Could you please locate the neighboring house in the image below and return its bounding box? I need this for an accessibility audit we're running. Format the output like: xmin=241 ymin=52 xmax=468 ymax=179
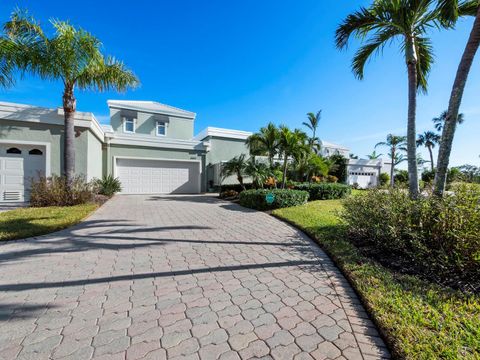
xmin=319 ymin=140 xmax=350 ymax=158
xmin=0 ymin=99 xmax=357 ymax=202
xmin=347 ymin=159 xmax=392 ymax=189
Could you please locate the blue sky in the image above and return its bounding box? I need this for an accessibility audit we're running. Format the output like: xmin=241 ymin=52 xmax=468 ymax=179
xmin=1 ymin=0 xmax=479 ymax=167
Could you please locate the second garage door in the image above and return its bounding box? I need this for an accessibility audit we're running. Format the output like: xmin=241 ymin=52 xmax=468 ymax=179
xmin=116 ymin=158 xmax=201 ymax=194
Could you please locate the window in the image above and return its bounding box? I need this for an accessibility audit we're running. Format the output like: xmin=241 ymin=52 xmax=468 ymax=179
xmin=6 ymin=147 xmax=21 ymax=154
xmin=156 ymin=121 xmax=166 ymax=136
xmin=123 ymin=117 xmax=135 ymax=133
xmin=29 ymin=149 xmax=43 ymax=155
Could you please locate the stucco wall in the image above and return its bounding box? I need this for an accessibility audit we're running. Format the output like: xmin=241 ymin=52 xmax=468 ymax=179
xmin=206 ymin=137 xmax=249 ymax=165
xmin=106 ymin=144 xmax=206 ymax=191
xmin=109 ymin=108 xmax=194 ymax=140
xmin=0 ymin=120 xmax=91 ymax=177
xmin=87 ymin=131 xmax=103 ymax=180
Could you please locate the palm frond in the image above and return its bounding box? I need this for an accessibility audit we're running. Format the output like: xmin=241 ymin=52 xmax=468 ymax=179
xmin=351 ymin=27 xmax=399 ymax=79
xmin=335 ymin=7 xmax=380 ymax=49
xmin=415 ymin=36 xmax=434 ymax=93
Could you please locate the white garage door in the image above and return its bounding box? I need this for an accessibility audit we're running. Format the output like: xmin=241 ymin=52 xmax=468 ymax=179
xmin=0 ymin=144 xmax=46 ymax=202
xmin=116 ymin=158 xmax=201 ymax=194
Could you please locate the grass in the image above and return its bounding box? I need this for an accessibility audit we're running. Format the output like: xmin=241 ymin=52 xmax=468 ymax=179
xmin=273 ymin=200 xmax=480 ymax=360
xmin=0 ymin=203 xmax=98 ymax=241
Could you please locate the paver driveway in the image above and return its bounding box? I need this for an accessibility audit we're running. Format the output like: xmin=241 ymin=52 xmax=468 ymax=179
xmin=0 ymin=195 xmax=390 ymax=360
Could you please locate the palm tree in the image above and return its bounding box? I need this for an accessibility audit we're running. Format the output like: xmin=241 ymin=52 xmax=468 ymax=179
xmin=303 ymin=111 xmax=322 ymax=153
xmin=221 ymin=154 xmax=248 ymax=191
xmin=417 ymin=131 xmax=441 ymax=171
xmin=434 ymin=0 xmax=480 ymax=196
xmin=432 ymin=110 xmax=465 ymax=132
xmin=1 ymin=10 xmax=139 ymax=184
xmin=336 ymin=0 xmax=444 ymax=198
xmin=245 ymin=158 xmax=271 ymax=189
xmin=367 ymin=150 xmax=383 ymax=159
xmin=246 ymin=122 xmax=279 ymax=167
xmin=278 ymin=126 xmax=309 ymax=188
xmin=375 ymin=134 xmax=407 ymax=187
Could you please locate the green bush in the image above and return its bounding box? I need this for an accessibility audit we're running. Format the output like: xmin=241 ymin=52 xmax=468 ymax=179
xmin=293 ymin=183 xmax=351 ymax=200
xmin=219 ymin=183 xmax=253 ymax=193
xmin=95 ymin=175 xmax=122 ymax=197
xmin=421 ymin=169 xmax=435 ymax=183
xmin=30 ymin=175 xmax=95 ymax=207
xmin=394 ymin=170 xmax=409 ymax=184
xmin=239 ymin=189 xmax=309 ymax=210
xmin=379 ymin=172 xmax=390 ymax=186
xmin=341 ymin=186 xmax=480 ymax=291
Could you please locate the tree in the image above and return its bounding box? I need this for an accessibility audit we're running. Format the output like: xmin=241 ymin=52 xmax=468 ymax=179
xmin=375 ymin=134 xmax=407 ymax=187
xmin=221 ymin=154 xmax=248 ymax=190
xmin=1 ymin=10 xmax=139 ymax=184
xmin=432 ymin=110 xmax=464 ymax=132
xmin=246 ymin=122 xmax=279 ymax=167
xmin=336 ymin=0 xmax=444 ymax=198
xmin=278 ymin=126 xmax=309 ymax=188
xmin=245 ymin=158 xmax=271 ymax=189
xmin=417 ymin=131 xmax=441 ymax=171
xmin=366 ymin=150 xmax=382 ymax=159
xmin=434 ymin=0 xmax=480 ymax=195
xmin=303 ymin=111 xmax=322 ymax=153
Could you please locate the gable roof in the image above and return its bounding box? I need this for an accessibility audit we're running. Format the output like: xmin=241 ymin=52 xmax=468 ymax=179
xmin=107 ymin=100 xmax=196 ymax=119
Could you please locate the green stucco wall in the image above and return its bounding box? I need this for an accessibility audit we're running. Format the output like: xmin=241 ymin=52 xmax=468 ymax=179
xmin=110 ymin=108 xmax=194 ymax=140
xmin=87 ymin=131 xmax=103 ymax=180
xmin=0 ymin=120 xmax=97 ymax=179
xmin=205 ymin=137 xmax=249 ymax=165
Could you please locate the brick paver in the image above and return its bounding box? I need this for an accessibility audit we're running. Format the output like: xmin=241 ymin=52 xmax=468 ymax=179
xmin=0 ymin=195 xmax=390 ymax=359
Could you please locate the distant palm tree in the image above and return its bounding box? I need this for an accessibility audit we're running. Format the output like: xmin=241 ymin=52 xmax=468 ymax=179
xmin=1 ymin=10 xmax=139 ymax=184
xmin=246 ymin=122 xmax=279 ymax=167
xmin=367 ymin=150 xmax=383 ymax=160
xmin=245 ymin=158 xmax=271 ymax=189
xmin=336 ymin=0 xmax=445 ymax=198
xmin=221 ymin=154 xmax=248 ymax=190
xmin=375 ymin=134 xmax=407 ymax=187
xmin=434 ymin=0 xmax=480 ymax=195
xmin=278 ymin=126 xmax=309 ymax=188
xmin=417 ymin=131 xmax=441 ymax=171
xmin=432 ymin=110 xmax=465 ymax=132
xmin=303 ymin=110 xmax=322 ymax=153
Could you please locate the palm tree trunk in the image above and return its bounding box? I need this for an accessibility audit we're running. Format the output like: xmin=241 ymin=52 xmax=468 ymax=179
xmin=390 ymin=149 xmax=395 ymax=187
xmin=282 ymin=153 xmax=288 ymax=189
xmin=237 ymin=172 xmax=245 ymax=191
xmin=434 ymin=6 xmax=480 ymax=196
xmin=406 ymin=53 xmax=419 ymax=198
xmin=62 ymin=85 xmax=76 ymax=184
xmin=428 ymin=145 xmax=434 ymax=172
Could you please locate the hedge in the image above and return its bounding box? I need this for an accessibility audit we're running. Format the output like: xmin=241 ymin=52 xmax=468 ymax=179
xmin=239 ymin=189 xmax=309 ymax=211
xmin=219 ymin=183 xmax=254 ymax=193
xmin=293 ymin=183 xmax=351 ymax=200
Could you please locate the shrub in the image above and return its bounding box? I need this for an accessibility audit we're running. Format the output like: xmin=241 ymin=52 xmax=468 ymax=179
xmin=30 ymin=175 xmax=95 ymax=207
xmin=326 ymin=175 xmax=338 ymax=183
xmin=394 ymin=170 xmax=409 ymax=184
xmin=421 ymin=169 xmax=435 ymax=183
xmin=379 ymin=172 xmax=390 ymax=186
xmin=219 ymin=189 xmax=238 ymax=199
xmin=341 ymin=186 xmax=480 ymax=292
xmin=239 ymin=189 xmax=309 ymax=210
xmin=94 ymin=175 xmax=122 ymax=197
xmin=293 ymin=183 xmax=351 ymax=200
xmin=219 ymin=183 xmax=253 ymax=193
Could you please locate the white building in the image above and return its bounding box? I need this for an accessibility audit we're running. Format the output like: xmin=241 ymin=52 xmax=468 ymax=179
xmin=319 ymin=140 xmax=350 ymax=158
xmin=346 ymin=159 xmax=392 ymax=189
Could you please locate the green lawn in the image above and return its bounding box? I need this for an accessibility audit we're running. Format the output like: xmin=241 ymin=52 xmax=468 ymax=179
xmin=273 ymin=200 xmax=480 ymax=360
xmin=0 ymin=203 xmax=98 ymax=241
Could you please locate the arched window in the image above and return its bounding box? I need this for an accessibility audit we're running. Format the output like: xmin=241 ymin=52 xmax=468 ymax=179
xmin=29 ymin=149 xmax=43 ymax=155
xmin=6 ymin=147 xmax=21 ymax=154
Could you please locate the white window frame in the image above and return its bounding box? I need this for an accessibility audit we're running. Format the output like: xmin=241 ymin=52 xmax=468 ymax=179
xmin=156 ymin=121 xmax=167 ymax=137
xmin=123 ymin=117 xmax=136 ymax=133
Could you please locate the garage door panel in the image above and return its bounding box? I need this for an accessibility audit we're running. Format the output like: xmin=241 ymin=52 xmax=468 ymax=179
xmin=116 ymin=158 xmax=200 ymax=194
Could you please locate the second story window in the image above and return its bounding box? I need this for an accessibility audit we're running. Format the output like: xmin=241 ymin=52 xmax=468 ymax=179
xmin=123 ymin=117 xmax=135 ymax=133
xmin=156 ymin=121 xmax=166 ymax=136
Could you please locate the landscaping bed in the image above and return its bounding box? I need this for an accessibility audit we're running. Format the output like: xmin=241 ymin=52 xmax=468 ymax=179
xmin=273 ymin=200 xmax=480 ymax=359
xmin=0 ymin=203 xmax=98 ymax=241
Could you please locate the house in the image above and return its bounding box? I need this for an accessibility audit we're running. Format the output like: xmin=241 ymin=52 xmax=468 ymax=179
xmin=0 ymin=100 xmax=358 ymax=202
xmin=319 ymin=140 xmax=350 ymax=158
xmin=346 ymin=158 xmax=392 ymax=188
